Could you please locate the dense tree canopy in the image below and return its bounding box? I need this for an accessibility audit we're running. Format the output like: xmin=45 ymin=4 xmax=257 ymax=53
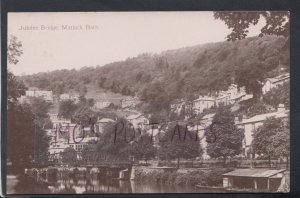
xmin=158 ymin=124 xmax=202 ymax=168
xmin=20 ymin=35 xmax=289 ymax=113
xmin=252 ymin=117 xmax=290 ymax=164
xmin=206 ymin=107 xmax=244 ymax=166
xmin=214 ymin=11 xmax=289 ymax=41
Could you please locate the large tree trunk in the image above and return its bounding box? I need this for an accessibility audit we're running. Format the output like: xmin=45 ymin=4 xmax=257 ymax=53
xmin=177 ymin=158 xmax=180 ymax=168
xmin=269 ymin=156 xmax=271 ymax=168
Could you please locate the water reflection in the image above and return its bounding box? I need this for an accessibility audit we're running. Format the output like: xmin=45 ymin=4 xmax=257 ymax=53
xmin=14 ymin=172 xmax=225 ymax=194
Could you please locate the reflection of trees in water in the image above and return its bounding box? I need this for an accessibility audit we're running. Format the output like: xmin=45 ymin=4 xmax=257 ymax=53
xmin=14 ymin=174 xmax=51 ymax=194
xmin=15 ymin=172 xmax=202 ymax=194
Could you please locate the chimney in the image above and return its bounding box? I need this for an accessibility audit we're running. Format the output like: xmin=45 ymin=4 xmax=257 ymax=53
xmin=277 ymin=104 xmax=285 ymax=112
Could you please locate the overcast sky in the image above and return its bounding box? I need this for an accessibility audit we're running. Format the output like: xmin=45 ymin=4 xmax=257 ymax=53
xmin=8 ymin=12 xmax=265 ymax=75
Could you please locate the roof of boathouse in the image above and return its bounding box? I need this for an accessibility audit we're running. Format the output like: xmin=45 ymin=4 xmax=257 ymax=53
xmin=223 ymin=169 xmax=286 ymax=178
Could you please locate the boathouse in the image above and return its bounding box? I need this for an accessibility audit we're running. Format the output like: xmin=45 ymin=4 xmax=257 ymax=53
xmin=222 ymin=169 xmax=286 ymax=192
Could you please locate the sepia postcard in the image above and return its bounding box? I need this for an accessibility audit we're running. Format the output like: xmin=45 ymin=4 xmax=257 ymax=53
xmin=5 ymin=11 xmax=290 ymax=194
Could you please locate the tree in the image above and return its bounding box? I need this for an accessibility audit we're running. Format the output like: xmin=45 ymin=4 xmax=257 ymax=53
xmin=252 ymin=117 xmax=290 ymax=168
xmin=235 ymin=62 xmax=265 ymax=98
xmin=7 ymin=103 xmax=35 ymax=172
xmin=263 ymin=82 xmax=290 ymax=109
xmin=158 ymin=124 xmax=201 ymax=168
xmin=87 ymin=98 xmax=95 ymax=107
xmin=130 ymin=133 xmax=156 ymax=164
xmin=73 ymin=105 xmax=97 ymax=127
xmin=58 ymin=99 xmax=78 ymax=119
xmin=96 ymin=119 xmax=134 ymax=160
xmin=214 ymin=11 xmax=289 ymax=41
xmin=7 ymin=71 xmax=27 ymax=104
xmin=28 ymin=97 xmax=53 ymax=129
xmin=8 ymin=35 xmax=23 ymax=65
xmin=205 ymin=107 xmax=244 ymax=167
xmin=61 ymin=147 xmax=77 ymax=165
xmin=7 ymin=35 xmax=37 ymax=173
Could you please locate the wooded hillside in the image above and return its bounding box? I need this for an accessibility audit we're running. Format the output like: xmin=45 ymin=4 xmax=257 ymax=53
xmin=20 ymin=35 xmax=289 ymax=110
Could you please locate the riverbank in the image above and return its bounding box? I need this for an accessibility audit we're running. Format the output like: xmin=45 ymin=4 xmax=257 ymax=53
xmin=133 ymin=167 xmax=234 ymax=187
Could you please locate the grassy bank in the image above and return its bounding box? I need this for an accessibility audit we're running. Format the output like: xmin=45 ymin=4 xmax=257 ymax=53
xmin=134 ymin=167 xmax=234 ymax=187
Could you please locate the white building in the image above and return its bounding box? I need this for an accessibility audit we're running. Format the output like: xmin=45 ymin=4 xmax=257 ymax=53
xmin=235 ymin=104 xmax=289 ymax=157
xmin=49 ymin=113 xmax=71 ymax=126
xmin=94 ymin=101 xmax=111 ymax=109
xmin=48 ymin=123 xmax=99 ymax=160
xmin=60 ymin=93 xmax=70 ymax=101
xmin=25 ymin=90 xmax=53 ymax=102
xmin=95 ymin=118 xmax=115 ymax=133
xmin=126 ymin=113 xmax=149 ymax=130
xmin=262 ymin=73 xmax=290 ymax=94
xmin=121 ymin=97 xmax=140 ymax=109
xmin=192 ymin=96 xmax=215 ymax=114
xmin=226 ymin=84 xmax=246 ymax=104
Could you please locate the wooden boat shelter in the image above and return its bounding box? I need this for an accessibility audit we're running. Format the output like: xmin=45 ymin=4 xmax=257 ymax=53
xmin=222 ymin=169 xmax=286 ymax=191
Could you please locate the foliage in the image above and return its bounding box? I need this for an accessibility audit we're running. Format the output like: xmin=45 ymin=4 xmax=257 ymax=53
xmin=28 ymin=97 xmax=53 ymax=128
xmin=206 ymin=107 xmax=244 ymax=166
xmin=7 ymin=36 xmax=49 ymax=172
xmin=130 ymin=133 xmax=156 ymax=163
xmin=20 ymin=36 xmax=289 ymax=113
xmin=235 ymin=62 xmax=265 ymax=98
xmin=8 ymin=35 xmax=23 ymax=65
xmin=263 ymin=82 xmax=290 ymax=109
xmin=158 ymin=124 xmax=202 ymax=168
xmin=61 ymin=147 xmax=77 ymax=164
xmin=58 ymin=99 xmax=78 ymax=119
xmin=214 ymin=11 xmax=289 ymax=41
xmin=134 ymin=167 xmax=233 ymax=187
xmin=7 ymin=71 xmax=27 ymax=104
xmin=252 ymin=117 xmax=290 ymax=160
xmin=7 ymin=103 xmax=35 ymax=172
xmin=238 ymin=98 xmax=272 ymax=118
xmin=96 ymin=119 xmax=134 ymax=160
xmin=73 ymin=105 xmax=97 ymax=126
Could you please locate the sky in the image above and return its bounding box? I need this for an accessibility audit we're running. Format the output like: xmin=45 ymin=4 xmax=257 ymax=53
xmin=8 ymin=12 xmax=265 ymax=75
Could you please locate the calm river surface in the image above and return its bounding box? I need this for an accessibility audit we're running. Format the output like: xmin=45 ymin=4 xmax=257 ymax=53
xmin=9 ymin=175 xmax=226 ymax=194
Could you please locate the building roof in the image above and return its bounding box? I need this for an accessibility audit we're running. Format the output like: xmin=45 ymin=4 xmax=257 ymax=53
xmin=223 ymin=169 xmax=286 ymax=178
xmin=237 ymin=110 xmax=289 ymax=125
xmin=267 ymin=73 xmax=290 ymax=84
xmin=98 ymin=118 xmax=115 ymax=123
xmin=126 ymin=113 xmax=144 ymax=120
xmin=193 ymin=96 xmax=215 ymax=102
xmin=202 ymin=113 xmax=216 ymax=120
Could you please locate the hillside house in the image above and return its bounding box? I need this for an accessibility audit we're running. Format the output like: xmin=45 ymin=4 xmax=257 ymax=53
xmin=49 ymin=113 xmax=71 ymax=126
xmin=227 ymin=84 xmax=246 ymax=104
xmin=26 ymin=89 xmax=53 ymax=102
xmin=94 ymin=100 xmax=111 ymax=109
xmin=262 ymin=73 xmax=290 ymax=94
xmin=95 ymin=118 xmax=115 ymax=133
xmin=126 ymin=113 xmax=149 ymax=130
xmin=235 ymin=104 xmax=289 ymax=157
xmin=121 ymin=97 xmax=140 ymax=109
xmin=192 ymin=96 xmax=215 ymax=114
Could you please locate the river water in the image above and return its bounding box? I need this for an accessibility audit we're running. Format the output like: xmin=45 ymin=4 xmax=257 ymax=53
xmin=10 ymin=174 xmax=226 ymax=194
